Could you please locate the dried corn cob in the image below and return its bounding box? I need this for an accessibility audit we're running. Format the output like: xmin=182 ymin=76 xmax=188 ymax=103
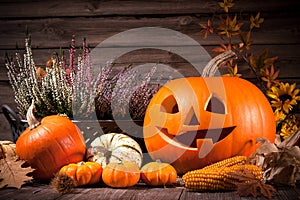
xmin=182 ymin=170 xmax=225 ymax=190
xmin=182 ymin=160 xmax=262 ymax=191
xmin=202 ymin=156 xmax=247 ymax=170
xmin=182 ymin=156 xmax=247 ymax=183
xmin=223 ymin=164 xmax=263 ymax=181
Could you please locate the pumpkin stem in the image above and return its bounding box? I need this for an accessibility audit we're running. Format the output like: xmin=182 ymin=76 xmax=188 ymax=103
xmin=202 ymin=50 xmax=237 ymax=77
xmin=26 ymin=100 xmax=41 ymax=130
xmin=78 ymin=161 xmax=85 ymax=166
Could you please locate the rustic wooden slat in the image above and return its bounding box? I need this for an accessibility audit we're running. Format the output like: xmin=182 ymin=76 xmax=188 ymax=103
xmin=274 ymin=186 xmax=300 ymax=200
xmin=0 ymin=184 xmax=299 ymax=200
xmin=0 ymin=184 xmax=62 ymax=200
xmin=132 ymin=186 xmax=184 ymax=200
xmin=0 ymin=81 xmax=18 ymax=140
xmin=180 ymin=190 xmax=243 ymax=200
xmin=180 ymin=186 xmax=300 ymax=200
xmin=0 ymin=13 xmax=299 ymax=49
xmin=58 ymin=186 xmax=184 ymax=200
xmin=1 ymin=44 xmax=300 ymax=82
xmin=0 ymin=113 xmax=13 ymax=141
xmin=0 ymin=0 xmax=298 ymax=18
xmin=55 ymin=188 xmax=100 ymax=200
xmin=0 ymin=81 xmax=16 ymax=108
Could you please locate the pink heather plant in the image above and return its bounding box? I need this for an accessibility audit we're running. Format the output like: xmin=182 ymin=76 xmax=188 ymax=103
xmin=6 ymin=34 xmax=160 ymax=121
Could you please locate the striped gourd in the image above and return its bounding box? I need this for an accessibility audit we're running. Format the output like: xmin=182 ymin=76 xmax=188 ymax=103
xmin=87 ymin=133 xmax=143 ymax=168
xmin=182 ymin=156 xmax=262 ymax=191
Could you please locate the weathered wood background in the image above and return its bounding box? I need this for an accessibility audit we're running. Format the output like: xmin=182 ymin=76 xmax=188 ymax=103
xmin=0 ymin=182 xmax=299 ymax=200
xmin=0 ymin=0 xmax=299 ymax=140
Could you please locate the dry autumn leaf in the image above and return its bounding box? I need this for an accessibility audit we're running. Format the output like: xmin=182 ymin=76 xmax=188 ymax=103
xmin=250 ymin=12 xmax=264 ymax=29
xmin=0 ymin=156 xmax=34 ymax=189
xmin=249 ymin=49 xmax=278 ymax=74
xmin=248 ymin=130 xmax=300 ymax=186
xmin=198 ymin=19 xmax=214 ymax=39
xmin=229 ymin=168 xmax=276 ymax=199
xmin=218 ymin=0 xmax=234 ymax=13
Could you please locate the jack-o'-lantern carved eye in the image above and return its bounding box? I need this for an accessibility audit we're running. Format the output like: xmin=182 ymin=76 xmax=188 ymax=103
xmin=160 ymin=95 xmax=179 ymax=113
xmin=205 ymin=95 xmax=226 ymax=114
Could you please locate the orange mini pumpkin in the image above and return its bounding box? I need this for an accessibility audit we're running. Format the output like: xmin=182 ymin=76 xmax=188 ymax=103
xmin=141 ymin=161 xmax=177 ymax=186
xmin=102 ymin=162 xmax=140 ymax=188
xmin=16 ymin=102 xmax=86 ymax=180
xmin=59 ymin=161 xmax=102 ymax=186
xmin=143 ymin=77 xmax=276 ymax=174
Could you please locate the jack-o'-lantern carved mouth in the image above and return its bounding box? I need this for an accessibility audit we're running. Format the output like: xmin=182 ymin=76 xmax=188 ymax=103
xmin=158 ymin=126 xmax=236 ymax=148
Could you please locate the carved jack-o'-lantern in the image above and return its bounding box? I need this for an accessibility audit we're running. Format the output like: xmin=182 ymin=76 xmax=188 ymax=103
xmin=143 ymin=77 xmax=276 ymax=174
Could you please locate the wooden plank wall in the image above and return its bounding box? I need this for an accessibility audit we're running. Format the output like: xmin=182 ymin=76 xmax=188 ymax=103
xmin=0 ymin=0 xmax=299 ymax=140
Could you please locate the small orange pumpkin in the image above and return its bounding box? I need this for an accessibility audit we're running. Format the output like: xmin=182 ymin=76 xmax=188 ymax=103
xmin=102 ymin=162 xmax=140 ymax=188
xmin=59 ymin=161 xmax=102 ymax=186
xmin=141 ymin=161 xmax=177 ymax=186
xmin=16 ymin=101 xmax=86 ymax=180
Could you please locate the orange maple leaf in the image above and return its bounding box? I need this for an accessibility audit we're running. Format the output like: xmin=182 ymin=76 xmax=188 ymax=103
xmin=250 ymin=12 xmax=264 ymax=29
xmin=198 ymin=19 xmax=214 ymax=39
xmin=218 ymin=15 xmax=243 ymax=39
xmin=261 ymin=65 xmax=281 ymax=88
xmin=218 ymin=0 xmax=234 ymax=13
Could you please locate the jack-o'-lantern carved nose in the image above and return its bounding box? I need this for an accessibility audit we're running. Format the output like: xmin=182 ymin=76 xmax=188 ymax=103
xmin=183 ymin=108 xmax=200 ymax=126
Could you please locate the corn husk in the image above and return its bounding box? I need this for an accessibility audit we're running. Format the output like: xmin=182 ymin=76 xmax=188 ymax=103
xmin=247 ymin=129 xmax=300 ymax=186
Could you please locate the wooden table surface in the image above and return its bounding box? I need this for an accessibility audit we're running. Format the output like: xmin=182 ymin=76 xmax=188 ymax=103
xmin=0 ymin=182 xmax=299 ymax=200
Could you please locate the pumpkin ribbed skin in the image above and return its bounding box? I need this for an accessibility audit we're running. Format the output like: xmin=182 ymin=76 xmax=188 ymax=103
xmin=16 ymin=115 xmax=86 ymax=180
xmin=102 ymin=162 xmax=140 ymax=188
xmin=141 ymin=161 xmax=177 ymax=186
xmin=143 ymin=77 xmax=276 ymax=174
xmin=88 ymin=133 xmax=143 ymax=168
xmin=59 ymin=161 xmax=102 ymax=186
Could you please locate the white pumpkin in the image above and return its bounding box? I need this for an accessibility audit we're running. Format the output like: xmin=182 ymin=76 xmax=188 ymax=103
xmin=87 ymin=133 xmax=143 ymax=168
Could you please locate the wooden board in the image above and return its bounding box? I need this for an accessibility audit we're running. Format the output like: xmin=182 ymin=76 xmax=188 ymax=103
xmin=1 ymin=45 xmax=300 ymax=81
xmin=0 ymin=13 xmax=299 ymax=49
xmin=0 ymin=183 xmax=299 ymax=200
xmin=0 ymin=0 xmax=299 ymax=18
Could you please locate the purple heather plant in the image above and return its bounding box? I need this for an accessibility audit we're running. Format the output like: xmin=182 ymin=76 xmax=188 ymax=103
xmin=94 ymin=62 xmax=161 ymax=120
xmin=5 ymin=35 xmax=161 ymax=121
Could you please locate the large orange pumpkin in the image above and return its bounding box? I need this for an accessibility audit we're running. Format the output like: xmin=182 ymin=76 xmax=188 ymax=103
xmin=143 ymin=77 xmax=276 ymax=174
xmin=16 ymin=102 xmax=86 ymax=180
